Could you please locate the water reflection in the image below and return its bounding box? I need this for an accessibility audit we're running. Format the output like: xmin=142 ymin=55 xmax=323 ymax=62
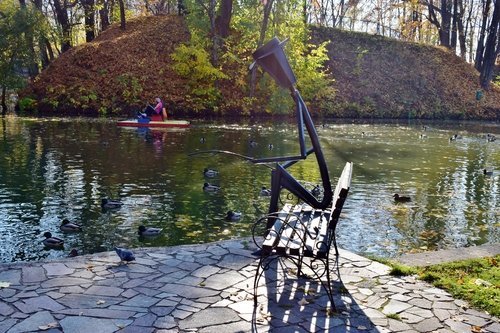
xmin=0 ymin=117 xmax=498 ymax=263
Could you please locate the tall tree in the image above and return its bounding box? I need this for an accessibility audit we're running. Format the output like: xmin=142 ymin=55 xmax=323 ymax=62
xmin=118 ymin=0 xmax=126 ymax=29
xmin=426 ymin=0 xmax=453 ymax=48
xmin=250 ymin=0 xmax=274 ymax=97
xmin=479 ymin=0 xmax=500 ymax=89
xmin=81 ymin=0 xmax=95 ymax=42
xmin=475 ymin=0 xmax=491 ymax=70
xmin=215 ymin=0 xmax=232 ymax=38
xmin=52 ymin=0 xmax=73 ymax=52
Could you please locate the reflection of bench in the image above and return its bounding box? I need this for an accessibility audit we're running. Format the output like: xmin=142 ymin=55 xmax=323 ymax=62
xmin=252 ymin=162 xmax=353 ymax=308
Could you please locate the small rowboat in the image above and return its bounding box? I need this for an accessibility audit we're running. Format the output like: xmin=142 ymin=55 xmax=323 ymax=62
xmin=117 ymin=116 xmax=190 ymax=129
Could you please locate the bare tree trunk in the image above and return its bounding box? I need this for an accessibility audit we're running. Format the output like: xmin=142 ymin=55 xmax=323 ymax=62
xmin=215 ymin=0 xmax=232 ymax=38
xmin=81 ymin=0 xmax=96 ymax=42
xmin=475 ymin=0 xmax=491 ymax=70
xmin=118 ymin=0 xmax=126 ymax=30
xmin=479 ymin=1 xmax=500 ymax=89
xmin=53 ymin=0 xmax=72 ymax=52
xmin=249 ymin=0 xmax=274 ymax=98
xmin=99 ymin=0 xmax=110 ymax=31
xmin=1 ymin=86 xmax=7 ymax=116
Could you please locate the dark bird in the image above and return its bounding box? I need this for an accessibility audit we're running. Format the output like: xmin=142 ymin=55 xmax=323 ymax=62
xmin=226 ymin=210 xmax=242 ymax=221
xmin=483 ymin=169 xmax=493 ymax=176
xmin=114 ymin=247 xmax=135 ymax=263
xmin=268 ymin=143 xmax=274 ymax=150
xmin=60 ymin=219 xmax=82 ymax=232
xmin=203 ymin=168 xmax=219 ymax=178
xmin=249 ymin=139 xmax=258 ymax=148
xmin=101 ymin=198 xmax=123 ymax=209
xmin=203 ymin=182 xmax=221 ymax=192
xmin=42 ymin=232 xmax=64 ymax=248
xmin=68 ymin=249 xmax=79 ymax=257
xmin=449 ymin=134 xmax=462 ymax=142
xmin=200 ymin=137 xmax=206 ymax=144
xmin=260 ymin=186 xmax=271 ymax=196
xmin=138 ymin=225 xmax=163 ymax=236
xmin=311 ymin=185 xmax=322 ymax=198
xmin=393 ymin=194 xmax=411 ymax=202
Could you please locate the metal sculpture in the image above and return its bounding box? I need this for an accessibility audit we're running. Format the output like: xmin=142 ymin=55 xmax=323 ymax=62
xmin=191 ymin=37 xmax=333 ymax=222
xmin=251 ymin=37 xmax=333 ymax=224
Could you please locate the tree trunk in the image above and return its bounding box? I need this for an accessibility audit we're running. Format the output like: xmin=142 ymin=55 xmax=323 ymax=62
xmin=479 ymin=1 xmax=500 ymax=89
xmin=475 ymin=0 xmax=491 ymax=70
xmin=99 ymin=0 xmax=110 ymax=31
xmin=215 ymin=0 xmax=232 ymax=38
xmin=1 ymin=86 xmax=7 ymax=116
xmin=118 ymin=0 xmax=126 ymax=30
xmin=82 ymin=0 xmax=96 ymax=42
xmin=249 ymin=0 xmax=274 ymax=98
xmin=53 ymin=0 xmax=72 ymax=52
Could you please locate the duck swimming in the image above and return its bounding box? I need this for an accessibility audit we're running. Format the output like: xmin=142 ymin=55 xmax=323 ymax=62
xmin=101 ymin=198 xmax=123 ymax=209
xmin=203 ymin=183 xmax=221 ymax=192
xmin=42 ymin=232 xmax=64 ymax=248
xmin=203 ymin=168 xmax=219 ymax=178
xmin=393 ymin=194 xmax=411 ymax=202
xmin=138 ymin=225 xmax=163 ymax=236
xmin=483 ymin=169 xmax=493 ymax=176
xmin=260 ymin=186 xmax=271 ymax=196
xmin=60 ymin=219 xmax=82 ymax=232
xmin=226 ymin=210 xmax=242 ymax=221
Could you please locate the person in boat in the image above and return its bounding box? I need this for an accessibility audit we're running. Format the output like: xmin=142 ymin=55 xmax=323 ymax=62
xmin=141 ymin=97 xmax=163 ymax=118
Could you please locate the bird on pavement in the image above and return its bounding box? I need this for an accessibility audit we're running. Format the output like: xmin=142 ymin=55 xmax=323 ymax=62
xmin=114 ymin=247 xmax=135 ymax=263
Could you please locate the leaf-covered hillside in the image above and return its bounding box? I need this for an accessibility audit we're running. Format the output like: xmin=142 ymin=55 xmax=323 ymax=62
xmin=23 ymin=15 xmax=500 ymax=120
xmin=26 ymin=15 xmax=190 ymax=116
xmin=313 ymin=27 xmax=500 ymax=120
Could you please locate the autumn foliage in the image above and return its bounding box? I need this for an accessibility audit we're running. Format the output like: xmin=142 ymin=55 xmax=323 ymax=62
xmin=21 ymin=15 xmax=500 ymax=120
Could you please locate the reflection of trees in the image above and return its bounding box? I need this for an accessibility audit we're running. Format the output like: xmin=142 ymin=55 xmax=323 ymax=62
xmin=0 ymin=119 xmax=499 ymax=262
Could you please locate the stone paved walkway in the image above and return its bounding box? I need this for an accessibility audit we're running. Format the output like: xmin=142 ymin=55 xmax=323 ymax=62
xmin=0 ymin=238 xmax=498 ymax=333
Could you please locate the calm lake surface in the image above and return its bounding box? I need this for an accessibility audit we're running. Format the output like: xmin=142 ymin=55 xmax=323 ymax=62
xmin=0 ymin=117 xmax=498 ymax=263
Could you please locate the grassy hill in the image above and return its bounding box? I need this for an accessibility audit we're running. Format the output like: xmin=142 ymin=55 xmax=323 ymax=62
xmin=22 ymin=15 xmax=500 ymax=120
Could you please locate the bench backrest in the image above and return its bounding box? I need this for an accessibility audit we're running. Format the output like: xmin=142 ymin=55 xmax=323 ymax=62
xmin=329 ymin=162 xmax=353 ymax=228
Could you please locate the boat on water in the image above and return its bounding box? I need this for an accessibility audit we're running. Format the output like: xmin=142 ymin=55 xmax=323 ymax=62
xmin=117 ymin=115 xmax=190 ymax=128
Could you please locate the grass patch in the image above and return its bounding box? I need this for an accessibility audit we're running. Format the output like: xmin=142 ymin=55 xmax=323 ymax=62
xmin=418 ymin=255 xmax=499 ymax=317
xmin=367 ymin=254 xmax=499 ymax=316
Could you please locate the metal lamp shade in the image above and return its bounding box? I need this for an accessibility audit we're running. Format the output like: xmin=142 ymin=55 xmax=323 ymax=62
xmin=252 ymin=37 xmax=297 ymax=89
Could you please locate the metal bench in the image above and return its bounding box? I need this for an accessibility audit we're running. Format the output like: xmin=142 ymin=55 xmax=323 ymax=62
xmin=252 ymin=161 xmax=353 ymax=309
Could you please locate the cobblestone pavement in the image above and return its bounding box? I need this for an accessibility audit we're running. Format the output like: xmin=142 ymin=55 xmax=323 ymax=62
xmin=0 ymin=239 xmax=498 ymax=333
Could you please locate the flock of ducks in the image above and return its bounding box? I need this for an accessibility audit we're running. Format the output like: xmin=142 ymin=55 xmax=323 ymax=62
xmin=42 ymin=198 xmax=164 ymax=258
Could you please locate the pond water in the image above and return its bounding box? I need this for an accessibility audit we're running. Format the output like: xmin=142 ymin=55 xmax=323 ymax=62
xmin=0 ymin=117 xmax=498 ymax=263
